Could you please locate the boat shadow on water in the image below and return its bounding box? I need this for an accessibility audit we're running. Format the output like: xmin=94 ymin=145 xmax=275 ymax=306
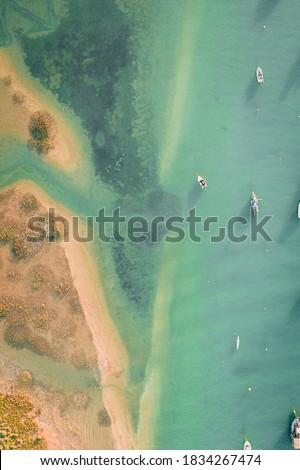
xmin=186 ymin=182 xmax=204 ymax=208
xmin=279 ymin=56 xmax=300 ymax=101
xmin=277 ymin=185 xmax=300 ymax=242
xmin=239 ymin=201 xmax=252 ymax=219
xmin=273 ymin=413 xmax=294 ymax=450
xmin=244 ymin=76 xmax=259 ymax=101
xmin=254 ymin=0 xmax=280 ymax=24
xmin=231 ymin=361 xmax=262 ymax=378
xmin=277 ymin=210 xmax=299 ymax=244
xmin=273 ymin=430 xmax=292 ymax=450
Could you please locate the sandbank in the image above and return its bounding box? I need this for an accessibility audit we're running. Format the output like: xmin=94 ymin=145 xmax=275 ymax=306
xmin=159 ymin=2 xmax=198 ymax=181
xmin=2 ymin=180 xmax=136 ymax=450
xmin=0 ymin=48 xmax=85 ymax=172
xmin=138 ymin=250 xmax=175 ymax=448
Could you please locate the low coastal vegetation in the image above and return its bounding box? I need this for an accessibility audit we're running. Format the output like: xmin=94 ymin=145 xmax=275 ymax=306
xmin=0 ymin=190 xmax=42 ymax=259
xmin=0 ymin=296 xmax=30 ymax=324
xmin=0 ymin=188 xmax=98 ymax=369
xmin=18 ymin=369 xmax=33 ymax=386
xmin=0 ymin=222 xmax=42 ymax=259
xmin=98 ymin=407 xmax=111 ymax=427
xmin=11 ymin=234 xmax=42 ymax=259
xmin=0 ymin=289 xmax=94 ymax=367
xmin=12 ymin=90 xmax=26 ymax=106
xmin=0 ymin=220 xmax=17 ymax=243
xmin=53 ymin=277 xmax=72 ymax=298
xmin=1 ymin=74 xmax=12 ymax=86
xmin=0 ymin=393 xmax=46 ymax=450
xmin=0 ymin=191 xmax=60 ymax=259
xmin=20 ymin=193 xmax=38 ymax=212
xmin=31 ymin=271 xmax=47 ymax=290
xmin=27 ymin=111 xmax=56 ymax=155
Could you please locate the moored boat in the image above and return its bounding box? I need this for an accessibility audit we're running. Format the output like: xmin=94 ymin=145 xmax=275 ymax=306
xmin=236 ymin=335 xmax=240 ymax=350
xmin=251 ymin=192 xmax=260 ymax=214
xmin=244 ymin=436 xmax=252 ymax=450
xmin=197 ymin=174 xmax=207 ymax=189
xmin=256 ymin=67 xmax=264 ymax=84
xmin=298 ymin=203 xmax=300 ymax=218
xmin=291 ymin=409 xmax=300 ymax=450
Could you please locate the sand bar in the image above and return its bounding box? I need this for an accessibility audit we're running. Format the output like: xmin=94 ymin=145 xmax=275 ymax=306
xmin=138 ymin=249 xmax=175 ymax=448
xmin=0 ymin=48 xmax=86 ymax=172
xmin=2 ymin=180 xmax=136 ymax=449
xmin=159 ymin=2 xmax=198 ymax=181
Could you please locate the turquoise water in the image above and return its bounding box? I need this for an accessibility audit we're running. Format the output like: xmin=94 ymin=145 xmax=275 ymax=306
xmin=1 ymin=0 xmax=300 ymax=450
xmin=154 ymin=0 xmax=300 ymax=450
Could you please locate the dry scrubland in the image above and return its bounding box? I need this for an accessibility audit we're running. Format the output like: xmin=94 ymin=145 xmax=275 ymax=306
xmin=0 ymin=187 xmax=114 ymax=449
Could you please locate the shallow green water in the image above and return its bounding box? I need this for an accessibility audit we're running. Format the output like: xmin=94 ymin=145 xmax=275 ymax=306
xmin=1 ymin=0 xmax=300 ymax=450
xmin=153 ymin=0 xmax=300 ymax=450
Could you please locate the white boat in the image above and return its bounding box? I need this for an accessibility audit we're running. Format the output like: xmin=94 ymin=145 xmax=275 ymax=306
xmin=251 ymin=192 xmax=260 ymax=214
xmin=197 ymin=174 xmax=207 ymax=189
xmin=244 ymin=436 xmax=252 ymax=450
xmin=256 ymin=66 xmax=264 ymax=84
xmin=291 ymin=409 xmax=300 ymax=450
xmin=236 ymin=335 xmax=240 ymax=350
xmin=298 ymin=203 xmax=300 ymax=218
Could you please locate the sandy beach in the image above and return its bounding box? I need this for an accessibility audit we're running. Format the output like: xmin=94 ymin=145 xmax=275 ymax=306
xmin=2 ymin=180 xmax=136 ymax=449
xmin=62 ymin=233 xmax=137 ymax=450
xmin=0 ymin=48 xmax=85 ymax=172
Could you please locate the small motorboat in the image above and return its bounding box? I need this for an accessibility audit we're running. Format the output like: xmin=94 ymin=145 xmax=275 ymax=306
xmin=291 ymin=409 xmax=300 ymax=450
xmin=250 ymin=192 xmax=260 ymax=214
xmin=236 ymin=335 xmax=240 ymax=350
xmin=256 ymin=66 xmax=264 ymax=84
xmin=197 ymin=174 xmax=207 ymax=189
xmin=244 ymin=436 xmax=252 ymax=451
xmin=298 ymin=203 xmax=300 ymax=218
